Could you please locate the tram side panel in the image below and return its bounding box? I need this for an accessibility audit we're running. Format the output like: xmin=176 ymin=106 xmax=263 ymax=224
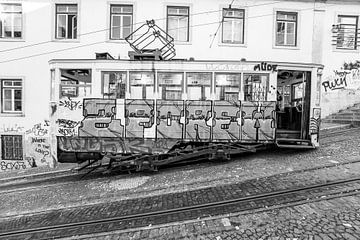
xmin=241 ymin=101 xmax=276 ymax=142
xmin=212 ymin=101 xmax=242 ymax=141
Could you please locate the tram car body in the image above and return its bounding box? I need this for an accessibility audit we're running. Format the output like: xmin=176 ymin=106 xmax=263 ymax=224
xmin=50 ymin=59 xmax=322 ymax=170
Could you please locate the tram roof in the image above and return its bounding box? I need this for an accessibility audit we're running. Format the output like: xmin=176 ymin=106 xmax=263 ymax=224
xmin=49 ymin=58 xmax=324 ymax=70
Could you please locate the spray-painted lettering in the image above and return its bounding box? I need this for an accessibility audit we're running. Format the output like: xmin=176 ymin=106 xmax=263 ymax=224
xmin=0 ymin=161 xmax=27 ymax=171
xmin=59 ymin=97 xmax=82 ymax=111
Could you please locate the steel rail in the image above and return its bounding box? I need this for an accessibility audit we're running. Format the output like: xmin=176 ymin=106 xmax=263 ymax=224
xmin=1 ymin=176 xmax=360 ymax=238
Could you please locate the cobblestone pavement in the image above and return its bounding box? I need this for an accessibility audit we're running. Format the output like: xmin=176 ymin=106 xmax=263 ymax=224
xmin=76 ymin=195 xmax=360 ymax=240
xmin=0 ymin=128 xmax=359 ymax=218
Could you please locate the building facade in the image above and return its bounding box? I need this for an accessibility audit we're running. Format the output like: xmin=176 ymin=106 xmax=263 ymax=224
xmin=0 ymin=0 xmax=359 ymax=170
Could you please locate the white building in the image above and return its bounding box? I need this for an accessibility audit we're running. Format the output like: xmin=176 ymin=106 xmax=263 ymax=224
xmin=0 ymin=0 xmax=359 ymax=170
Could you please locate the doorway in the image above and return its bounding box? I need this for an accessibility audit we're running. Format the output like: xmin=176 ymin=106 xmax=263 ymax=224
xmin=276 ymin=70 xmax=311 ymax=139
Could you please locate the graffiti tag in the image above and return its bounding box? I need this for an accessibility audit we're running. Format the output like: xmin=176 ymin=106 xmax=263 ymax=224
xmin=56 ymin=119 xmax=80 ymax=128
xmin=322 ymin=70 xmax=349 ymax=92
xmin=0 ymin=124 xmax=24 ymax=133
xmin=254 ymin=62 xmax=278 ymax=72
xmin=26 ymin=123 xmax=48 ymax=136
xmin=59 ymin=97 xmax=82 ymax=111
xmin=1 ymin=161 xmax=27 ymax=171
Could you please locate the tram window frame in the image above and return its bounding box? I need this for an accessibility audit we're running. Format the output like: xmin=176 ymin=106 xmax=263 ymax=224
xmin=129 ymin=71 xmax=155 ymax=99
xmin=291 ymin=81 xmax=305 ymax=102
xmin=186 ymin=72 xmax=212 ymax=100
xmin=243 ymin=73 xmax=269 ymax=101
xmin=215 ymin=73 xmax=241 ymax=101
xmin=101 ymin=71 xmax=127 ymax=99
xmin=59 ymin=69 xmax=92 ymax=98
xmin=158 ymin=72 xmax=183 ymax=100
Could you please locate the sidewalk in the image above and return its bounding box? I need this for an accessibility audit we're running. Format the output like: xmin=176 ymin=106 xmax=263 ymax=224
xmin=0 ymin=122 xmax=353 ymax=183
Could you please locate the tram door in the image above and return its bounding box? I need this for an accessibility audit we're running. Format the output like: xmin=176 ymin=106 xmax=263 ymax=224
xmin=276 ymin=71 xmax=311 ymax=139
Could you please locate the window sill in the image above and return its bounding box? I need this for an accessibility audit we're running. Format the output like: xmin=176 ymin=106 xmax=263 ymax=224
xmin=174 ymin=41 xmax=192 ymax=45
xmin=273 ymin=45 xmax=300 ymax=50
xmin=332 ymin=47 xmax=360 ymax=53
xmin=52 ymin=39 xmax=80 ymax=43
xmin=0 ymin=113 xmax=25 ymax=117
xmin=218 ymin=42 xmax=247 ymax=48
xmin=106 ymin=39 xmax=129 ymax=44
xmin=0 ymin=38 xmax=25 ymax=42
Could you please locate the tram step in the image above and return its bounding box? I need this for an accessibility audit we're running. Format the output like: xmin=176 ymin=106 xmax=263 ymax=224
xmin=276 ymin=138 xmax=310 ymax=142
xmin=276 ymin=143 xmax=315 ymax=149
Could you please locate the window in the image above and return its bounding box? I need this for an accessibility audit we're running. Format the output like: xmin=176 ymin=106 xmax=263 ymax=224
xmin=102 ymin=71 xmax=126 ymax=99
xmin=60 ymin=69 xmax=91 ymax=98
xmin=110 ymin=5 xmax=133 ymax=40
xmin=55 ymin=4 xmax=77 ymax=39
xmin=186 ymin=73 xmax=211 ymax=100
xmin=167 ymin=6 xmax=189 ymax=42
xmin=1 ymin=79 xmax=22 ymax=113
xmin=244 ymin=74 xmax=269 ymax=101
xmin=335 ymin=15 xmax=358 ymax=50
xmin=158 ymin=73 xmax=183 ymax=100
xmin=276 ymin=11 xmax=297 ymax=46
xmin=129 ymin=72 xmax=154 ymax=99
xmin=1 ymin=135 xmax=23 ymax=160
xmin=0 ymin=3 xmax=22 ymax=39
xmin=215 ymin=73 xmax=240 ymax=101
xmin=222 ymin=8 xmax=244 ymax=44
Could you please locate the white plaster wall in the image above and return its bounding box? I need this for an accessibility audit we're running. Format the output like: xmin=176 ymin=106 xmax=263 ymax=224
xmin=320 ymin=2 xmax=360 ymax=117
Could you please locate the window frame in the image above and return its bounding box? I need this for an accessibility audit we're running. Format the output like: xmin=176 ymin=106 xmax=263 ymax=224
xmin=1 ymin=134 xmax=23 ymax=160
xmin=0 ymin=3 xmax=23 ymax=40
xmin=55 ymin=3 xmax=78 ymax=40
xmin=1 ymin=79 xmax=23 ymax=114
xmin=186 ymin=72 xmax=212 ymax=100
xmin=129 ymin=71 xmax=155 ymax=99
xmin=275 ymin=11 xmax=298 ymax=47
xmin=243 ymin=73 xmax=270 ymax=101
xmin=214 ymin=72 xmax=241 ymax=101
xmin=221 ymin=8 xmax=245 ymax=45
xmin=157 ymin=72 xmax=184 ymax=100
xmin=166 ymin=6 xmax=190 ymax=42
xmin=335 ymin=15 xmax=358 ymax=50
xmin=59 ymin=69 xmax=92 ymax=98
xmin=109 ymin=4 xmax=133 ymax=40
xmin=101 ymin=71 xmax=127 ymax=99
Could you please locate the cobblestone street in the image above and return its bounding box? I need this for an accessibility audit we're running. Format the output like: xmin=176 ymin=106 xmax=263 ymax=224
xmin=0 ymin=128 xmax=360 ymax=239
xmin=81 ymin=194 xmax=360 ymax=240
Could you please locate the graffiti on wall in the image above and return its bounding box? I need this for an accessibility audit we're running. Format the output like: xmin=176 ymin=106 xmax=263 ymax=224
xmin=323 ymin=61 xmax=360 ymax=92
xmin=59 ymin=97 xmax=83 ymax=111
xmin=0 ymin=124 xmax=24 ymax=133
xmin=25 ymin=120 xmax=51 ymax=165
xmin=1 ymin=160 xmax=27 ymax=171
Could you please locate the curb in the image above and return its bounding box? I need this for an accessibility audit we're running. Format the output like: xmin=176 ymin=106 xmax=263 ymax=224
xmin=0 ymin=167 xmax=79 ymax=185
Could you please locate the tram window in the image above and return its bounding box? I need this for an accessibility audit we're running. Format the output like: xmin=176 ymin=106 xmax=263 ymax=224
xmin=158 ymin=72 xmax=183 ymax=100
xmin=101 ymin=71 xmax=126 ymax=99
xmin=292 ymin=82 xmax=305 ymax=100
xmin=60 ymin=69 xmax=91 ymax=98
xmin=243 ymin=74 xmax=268 ymax=101
xmin=186 ymin=73 xmax=211 ymax=100
xmin=129 ymin=72 xmax=155 ymax=99
xmin=215 ymin=73 xmax=240 ymax=101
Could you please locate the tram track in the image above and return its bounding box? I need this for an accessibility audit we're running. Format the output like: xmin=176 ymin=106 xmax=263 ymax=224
xmin=1 ymin=176 xmax=360 ymax=240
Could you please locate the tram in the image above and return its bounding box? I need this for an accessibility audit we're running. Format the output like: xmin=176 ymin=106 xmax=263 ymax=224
xmin=49 ymin=56 xmax=322 ymax=172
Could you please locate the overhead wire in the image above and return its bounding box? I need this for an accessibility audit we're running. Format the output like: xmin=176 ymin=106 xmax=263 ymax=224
xmin=0 ymin=0 xmax=282 ymax=54
xmin=0 ymin=1 xmax=335 ymax=64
